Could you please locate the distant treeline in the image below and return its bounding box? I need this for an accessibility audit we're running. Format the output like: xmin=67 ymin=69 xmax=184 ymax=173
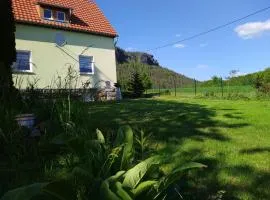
xmin=201 ymin=68 xmax=270 ymax=87
xmin=116 ymin=47 xmax=194 ymax=90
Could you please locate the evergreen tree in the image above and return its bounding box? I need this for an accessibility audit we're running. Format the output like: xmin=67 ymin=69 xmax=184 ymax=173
xmin=129 ymin=72 xmax=145 ymax=98
xmin=0 ymin=0 xmax=16 ymax=104
xmin=142 ymin=73 xmax=152 ymax=92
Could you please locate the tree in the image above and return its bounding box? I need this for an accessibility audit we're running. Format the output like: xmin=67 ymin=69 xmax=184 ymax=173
xmin=229 ymin=70 xmax=239 ymax=78
xmin=254 ymin=74 xmax=264 ymax=89
xmin=129 ymin=72 xmax=145 ymax=98
xmin=0 ymin=0 xmax=17 ymax=105
xmin=141 ymin=73 xmax=152 ymax=93
xmin=211 ymin=76 xmax=221 ymax=85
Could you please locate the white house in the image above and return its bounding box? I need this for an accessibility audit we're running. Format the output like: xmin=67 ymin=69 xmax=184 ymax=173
xmin=12 ymin=0 xmax=118 ymax=89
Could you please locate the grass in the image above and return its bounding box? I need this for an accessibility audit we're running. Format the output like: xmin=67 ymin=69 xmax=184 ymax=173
xmin=86 ymin=97 xmax=270 ymax=200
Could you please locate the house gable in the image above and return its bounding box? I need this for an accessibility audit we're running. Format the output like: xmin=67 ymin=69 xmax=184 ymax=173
xmin=12 ymin=0 xmax=118 ymax=37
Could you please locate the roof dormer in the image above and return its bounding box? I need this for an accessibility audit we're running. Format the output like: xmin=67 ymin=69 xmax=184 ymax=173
xmin=36 ymin=2 xmax=73 ymax=23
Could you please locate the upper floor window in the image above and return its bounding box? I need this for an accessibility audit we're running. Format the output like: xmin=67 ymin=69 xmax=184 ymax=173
xmin=57 ymin=11 xmax=65 ymax=22
xmin=13 ymin=51 xmax=32 ymax=72
xmin=44 ymin=9 xmax=53 ymax=20
xmin=79 ymin=56 xmax=94 ymax=74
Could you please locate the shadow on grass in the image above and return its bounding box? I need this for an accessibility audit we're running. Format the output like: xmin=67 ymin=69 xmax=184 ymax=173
xmin=223 ymin=113 xmax=243 ymax=120
xmin=240 ymin=147 xmax=270 ymax=154
xmin=87 ymin=99 xmax=264 ymax=199
xmin=88 ymin=99 xmax=247 ymax=143
xmin=179 ymin=152 xmax=270 ymax=200
xmin=223 ymin=164 xmax=270 ymax=200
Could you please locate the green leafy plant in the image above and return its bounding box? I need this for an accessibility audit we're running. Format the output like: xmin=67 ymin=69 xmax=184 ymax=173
xmin=1 ymin=126 xmax=206 ymax=200
xmin=134 ymin=130 xmax=153 ymax=160
xmin=99 ymin=156 xmax=206 ymax=200
xmin=114 ymin=126 xmax=134 ymax=170
xmin=0 ymin=181 xmax=76 ymax=200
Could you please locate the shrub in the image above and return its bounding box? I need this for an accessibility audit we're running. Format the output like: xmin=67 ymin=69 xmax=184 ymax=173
xmin=204 ymin=91 xmax=215 ymax=97
xmin=128 ymin=72 xmax=145 ymax=98
xmin=160 ymin=90 xmax=171 ymax=96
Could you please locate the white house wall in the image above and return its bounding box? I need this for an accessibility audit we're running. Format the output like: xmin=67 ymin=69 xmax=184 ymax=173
xmin=14 ymin=24 xmax=117 ymax=89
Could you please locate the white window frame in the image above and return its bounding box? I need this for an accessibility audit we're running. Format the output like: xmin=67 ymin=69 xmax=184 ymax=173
xmin=79 ymin=55 xmax=95 ymax=75
xmin=44 ymin=9 xmax=53 ymax=20
xmin=56 ymin=11 xmax=65 ymax=22
xmin=13 ymin=50 xmax=33 ymax=73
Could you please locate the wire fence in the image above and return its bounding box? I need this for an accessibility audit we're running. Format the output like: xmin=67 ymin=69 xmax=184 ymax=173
xmin=146 ymin=80 xmax=256 ymax=98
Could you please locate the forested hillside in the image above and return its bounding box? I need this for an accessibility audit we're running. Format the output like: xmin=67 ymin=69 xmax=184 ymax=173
xmin=201 ymin=68 xmax=270 ymax=87
xmin=116 ymin=47 xmax=194 ymax=90
xmin=228 ymin=68 xmax=270 ymax=86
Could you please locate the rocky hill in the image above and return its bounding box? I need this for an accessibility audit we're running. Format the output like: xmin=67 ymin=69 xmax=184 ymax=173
xmin=116 ymin=47 xmax=194 ymax=90
xmin=116 ymin=47 xmax=159 ymax=66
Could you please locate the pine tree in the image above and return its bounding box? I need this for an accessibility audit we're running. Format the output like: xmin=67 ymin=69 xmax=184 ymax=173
xmin=142 ymin=73 xmax=152 ymax=89
xmin=141 ymin=73 xmax=152 ymax=94
xmin=129 ymin=72 xmax=145 ymax=98
xmin=0 ymin=0 xmax=16 ymax=104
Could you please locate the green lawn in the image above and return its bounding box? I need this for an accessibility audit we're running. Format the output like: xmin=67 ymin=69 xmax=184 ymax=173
xmin=87 ymin=97 xmax=270 ymax=200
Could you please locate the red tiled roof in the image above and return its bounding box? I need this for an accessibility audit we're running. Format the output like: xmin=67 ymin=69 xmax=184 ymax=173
xmin=12 ymin=0 xmax=118 ymax=37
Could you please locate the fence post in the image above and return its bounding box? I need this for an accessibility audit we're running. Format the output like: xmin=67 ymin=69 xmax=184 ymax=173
xmin=221 ymin=77 xmax=224 ymax=97
xmin=194 ymin=79 xmax=197 ymax=96
xmin=174 ymin=76 xmax=177 ymax=97
xmin=158 ymin=82 xmax=161 ymax=97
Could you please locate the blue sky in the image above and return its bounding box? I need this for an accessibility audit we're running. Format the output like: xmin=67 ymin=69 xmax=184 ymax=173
xmin=96 ymin=0 xmax=270 ymax=80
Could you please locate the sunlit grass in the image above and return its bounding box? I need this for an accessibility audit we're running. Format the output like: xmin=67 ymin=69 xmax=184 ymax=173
xmin=87 ymin=97 xmax=270 ymax=199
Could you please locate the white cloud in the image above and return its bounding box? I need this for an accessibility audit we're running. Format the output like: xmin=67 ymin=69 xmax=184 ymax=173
xmin=175 ymin=34 xmax=181 ymax=37
xmin=235 ymin=19 xmax=270 ymax=39
xmin=125 ymin=47 xmax=136 ymax=51
xmin=234 ymin=71 xmax=247 ymax=77
xmin=199 ymin=43 xmax=208 ymax=47
xmin=196 ymin=64 xmax=209 ymax=69
xmin=173 ymin=43 xmax=186 ymax=48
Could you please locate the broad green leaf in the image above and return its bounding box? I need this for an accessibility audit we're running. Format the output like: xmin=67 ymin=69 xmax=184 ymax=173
xmin=172 ymin=162 xmax=207 ymax=174
xmin=114 ymin=182 xmax=133 ymax=200
xmin=96 ymin=129 xmax=105 ymax=144
xmin=114 ymin=126 xmax=134 ymax=170
xmin=0 ymin=183 xmax=48 ymax=200
xmin=131 ymin=181 xmax=157 ymax=197
xmin=107 ymin=171 xmax=126 ymax=182
xmin=157 ymin=162 xmax=207 ymax=195
xmin=100 ymin=180 xmax=121 ymax=200
xmin=42 ymin=181 xmax=76 ymax=200
xmin=123 ymin=156 xmax=160 ymax=189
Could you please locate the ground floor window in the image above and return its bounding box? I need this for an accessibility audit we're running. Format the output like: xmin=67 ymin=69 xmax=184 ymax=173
xmin=13 ymin=50 xmax=32 ymax=72
xmin=79 ymin=55 xmax=94 ymax=74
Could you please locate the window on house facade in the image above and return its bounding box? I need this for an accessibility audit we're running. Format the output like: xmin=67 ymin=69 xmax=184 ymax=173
xmin=79 ymin=55 xmax=94 ymax=74
xmin=57 ymin=11 xmax=65 ymax=22
xmin=13 ymin=51 xmax=32 ymax=72
xmin=44 ymin=9 xmax=53 ymax=20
